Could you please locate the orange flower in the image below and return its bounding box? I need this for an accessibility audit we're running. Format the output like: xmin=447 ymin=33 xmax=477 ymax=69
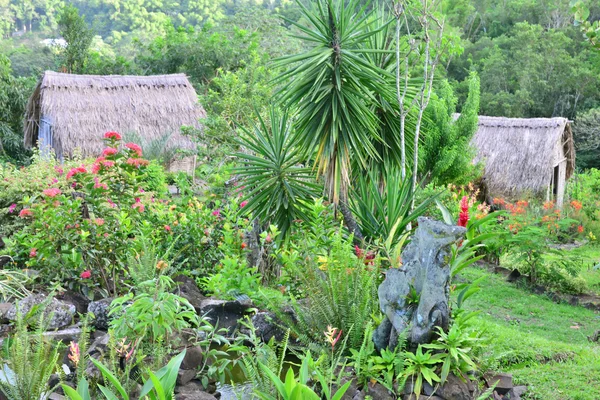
xmin=543 ymin=201 xmax=555 ymax=210
xmin=578 ymin=225 xmax=584 ymax=234
xmin=570 ymin=200 xmax=583 ymax=211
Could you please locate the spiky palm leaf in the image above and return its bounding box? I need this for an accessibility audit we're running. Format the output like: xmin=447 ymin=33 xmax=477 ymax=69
xmin=274 ymin=0 xmax=389 ymax=204
xmin=235 ymin=107 xmax=321 ymax=236
xmin=351 ymin=167 xmax=437 ymax=247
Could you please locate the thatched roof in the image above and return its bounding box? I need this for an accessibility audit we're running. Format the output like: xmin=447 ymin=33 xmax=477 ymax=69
xmin=24 ymin=71 xmax=205 ymax=158
xmin=471 ymin=116 xmax=575 ymax=199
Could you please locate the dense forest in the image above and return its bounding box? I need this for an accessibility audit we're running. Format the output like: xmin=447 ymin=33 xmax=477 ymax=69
xmin=0 ymin=0 xmax=600 ymax=166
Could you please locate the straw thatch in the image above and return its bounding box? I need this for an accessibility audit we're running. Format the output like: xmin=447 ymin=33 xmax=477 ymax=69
xmin=471 ymin=116 xmax=575 ymax=200
xmin=24 ymin=71 xmax=205 ymax=159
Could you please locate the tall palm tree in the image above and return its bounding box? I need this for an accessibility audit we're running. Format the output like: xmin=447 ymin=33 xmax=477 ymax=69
xmin=274 ymin=0 xmax=389 ymax=205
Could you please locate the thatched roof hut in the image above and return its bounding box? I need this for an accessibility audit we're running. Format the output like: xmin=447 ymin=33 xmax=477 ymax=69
xmin=24 ymin=71 xmax=205 ymax=170
xmin=471 ymin=116 xmax=575 ymax=207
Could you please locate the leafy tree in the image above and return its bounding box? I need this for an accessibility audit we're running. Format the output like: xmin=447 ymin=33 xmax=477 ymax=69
xmin=421 ymin=72 xmax=480 ymax=185
xmin=573 ymin=107 xmax=600 ymax=169
xmin=58 ymin=5 xmax=94 ymax=73
xmin=0 ymin=55 xmax=35 ymax=163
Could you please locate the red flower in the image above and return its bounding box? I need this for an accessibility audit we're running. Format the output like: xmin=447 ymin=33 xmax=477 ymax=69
xmin=66 ymin=166 xmax=87 ymax=180
xmin=19 ymin=208 xmax=33 ymax=218
xmin=212 ymin=209 xmax=220 ymax=217
xmin=265 ymin=234 xmax=272 ymax=243
xmin=54 ymin=166 xmax=64 ymax=176
xmin=80 ymin=270 xmax=91 ymax=279
xmin=571 ymin=200 xmax=583 ymax=211
xmin=164 ymin=225 xmax=171 ymax=232
xmin=102 ymin=147 xmax=118 ymax=157
xmin=125 ymin=143 xmax=143 ymax=157
xmin=126 ymin=158 xmax=150 ymax=168
xmin=42 ymin=188 xmax=62 ymax=198
xmin=458 ymin=196 xmax=469 ymax=227
xmin=240 ymin=200 xmax=248 ymax=208
xmin=104 ymin=131 xmax=122 ymax=141
xmin=8 ymin=203 xmax=16 ymax=213
xmin=94 ymin=218 xmax=105 ymax=226
xmin=355 ymin=245 xmax=364 ymax=258
xmin=93 ymin=177 xmax=108 ymax=190
xmin=578 ymin=225 xmax=584 ymax=234
xmin=241 ymin=242 xmax=247 ymax=249
xmin=131 ymin=201 xmax=145 ymax=213
xmin=29 ymin=248 xmax=37 ymax=258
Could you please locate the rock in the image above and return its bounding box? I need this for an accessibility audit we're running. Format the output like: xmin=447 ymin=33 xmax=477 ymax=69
xmin=374 ymin=217 xmax=465 ymax=350
xmin=56 ymin=291 xmax=90 ymax=315
xmin=508 ymin=385 xmax=527 ymax=399
xmin=0 ymin=303 xmax=12 ymax=323
xmin=506 ymin=269 xmax=522 ymax=283
xmin=249 ymin=311 xmax=287 ymax=343
xmin=363 ymin=382 xmax=395 ymax=400
xmin=177 ymin=369 xmax=197 ymax=386
xmin=435 ymin=373 xmax=472 ymax=400
xmin=181 ymin=346 xmax=204 ymax=370
xmin=403 ymin=380 xmax=435 ymax=396
xmin=485 ymin=372 xmax=513 ymax=395
xmin=5 ymin=294 xmax=76 ymax=330
xmin=48 ymin=394 xmax=67 ymax=400
xmin=175 ymin=380 xmax=217 ymax=400
xmin=403 ymin=396 xmax=444 ymax=400
xmin=43 ymin=326 xmax=82 ymax=343
xmin=198 ymin=298 xmax=253 ymax=334
xmin=173 ymin=275 xmax=206 ymax=314
xmin=88 ymin=297 xmax=114 ymax=330
xmin=87 ymin=331 xmax=110 ymax=360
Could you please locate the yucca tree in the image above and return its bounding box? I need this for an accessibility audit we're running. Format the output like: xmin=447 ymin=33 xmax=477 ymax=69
xmin=274 ymin=0 xmax=389 ymax=205
xmin=235 ymin=107 xmax=322 ymax=237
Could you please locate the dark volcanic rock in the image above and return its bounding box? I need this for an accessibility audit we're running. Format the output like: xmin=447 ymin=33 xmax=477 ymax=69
xmin=5 ymin=294 xmax=76 ymax=330
xmin=88 ymin=297 xmax=114 ymax=330
xmin=198 ymin=298 xmax=253 ymax=334
xmin=173 ymin=275 xmax=206 ymax=314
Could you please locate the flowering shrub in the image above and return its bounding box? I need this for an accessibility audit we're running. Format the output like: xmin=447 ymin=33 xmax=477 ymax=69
xmin=8 ymin=133 xmax=154 ymax=296
xmin=492 ymin=198 xmax=587 ymax=290
xmin=0 ymin=153 xmax=84 ymax=237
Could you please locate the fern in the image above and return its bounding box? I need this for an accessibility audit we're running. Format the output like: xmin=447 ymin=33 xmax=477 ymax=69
xmin=0 ymin=309 xmax=60 ymax=400
xmin=268 ymin=231 xmax=378 ymax=352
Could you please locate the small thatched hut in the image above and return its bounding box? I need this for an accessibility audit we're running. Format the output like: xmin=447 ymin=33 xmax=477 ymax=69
xmin=24 ymin=71 xmax=205 ymax=171
xmin=471 ymin=116 xmax=575 ymax=207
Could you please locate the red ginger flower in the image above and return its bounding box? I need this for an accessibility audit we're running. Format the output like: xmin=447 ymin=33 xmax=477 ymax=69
xmin=68 ymin=341 xmax=80 ymax=366
xmin=125 ymin=142 xmax=143 ymax=157
xmin=43 ymin=188 xmax=61 ymax=198
xmin=104 ymin=131 xmax=122 ymax=141
xmin=458 ymin=196 xmax=469 ymax=227
xmin=578 ymin=225 xmax=585 ymax=233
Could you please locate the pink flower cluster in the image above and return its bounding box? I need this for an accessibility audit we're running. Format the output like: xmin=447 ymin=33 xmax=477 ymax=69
xmin=126 ymin=158 xmax=150 ymax=168
xmin=104 ymin=131 xmax=122 ymax=141
xmin=67 ymin=166 xmax=87 ymax=180
xmin=42 ymin=188 xmax=62 ymax=198
xmin=125 ymin=142 xmax=143 ymax=157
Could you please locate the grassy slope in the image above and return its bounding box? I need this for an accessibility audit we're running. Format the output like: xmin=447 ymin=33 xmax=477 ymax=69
xmin=458 ymin=267 xmax=600 ymax=400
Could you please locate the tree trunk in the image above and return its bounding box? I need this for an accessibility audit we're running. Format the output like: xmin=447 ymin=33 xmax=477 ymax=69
xmin=339 ymin=201 xmax=364 ymax=242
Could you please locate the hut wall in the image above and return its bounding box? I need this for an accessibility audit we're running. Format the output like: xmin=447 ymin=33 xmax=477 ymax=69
xmin=553 ymin=138 xmax=567 ymax=208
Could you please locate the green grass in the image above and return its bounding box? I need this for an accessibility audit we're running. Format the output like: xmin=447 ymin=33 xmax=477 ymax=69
xmin=458 ymin=266 xmax=600 ymax=400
